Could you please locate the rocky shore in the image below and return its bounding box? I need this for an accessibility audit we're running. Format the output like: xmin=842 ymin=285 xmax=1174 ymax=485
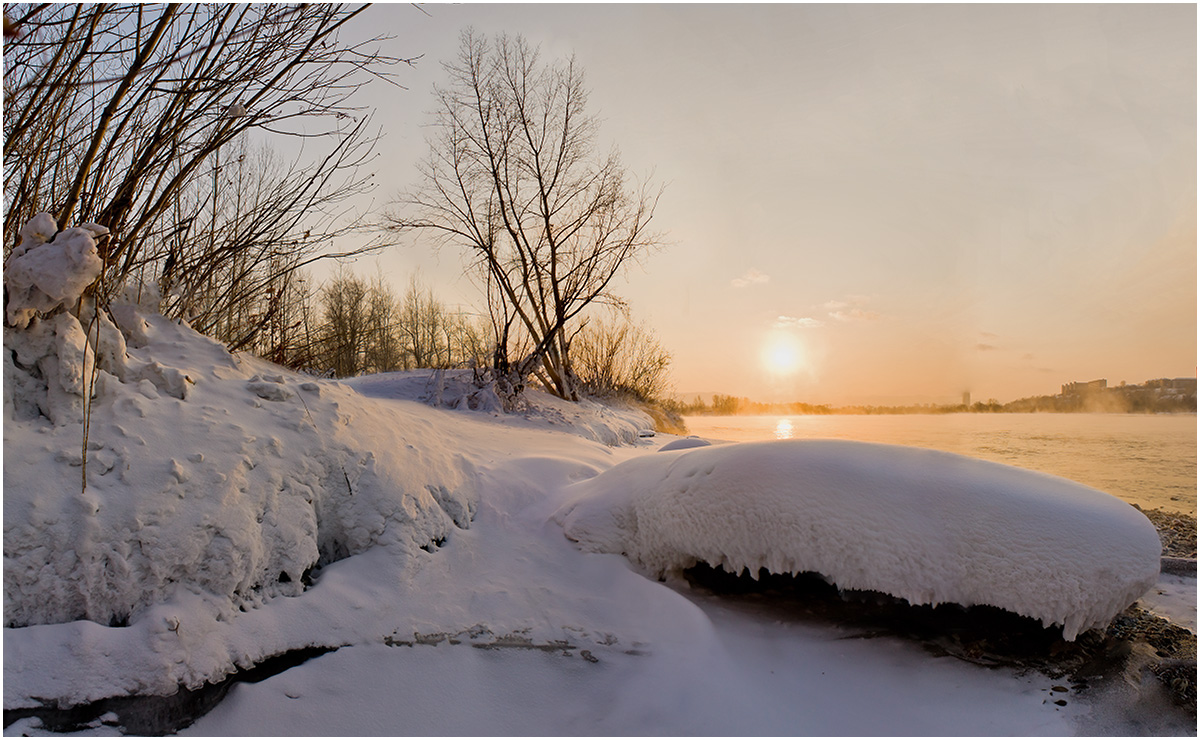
xmin=1139 ymin=506 xmax=1197 ymax=559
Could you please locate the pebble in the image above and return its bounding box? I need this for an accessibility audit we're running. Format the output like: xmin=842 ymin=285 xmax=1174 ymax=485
xmin=1138 ymin=507 xmax=1196 ymax=559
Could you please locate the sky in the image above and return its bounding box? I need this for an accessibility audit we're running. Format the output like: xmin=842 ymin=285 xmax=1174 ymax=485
xmin=327 ymin=3 xmax=1196 ymax=406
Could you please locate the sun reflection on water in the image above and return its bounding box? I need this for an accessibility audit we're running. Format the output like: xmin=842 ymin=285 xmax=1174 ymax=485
xmin=774 ymin=418 xmax=794 ymax=440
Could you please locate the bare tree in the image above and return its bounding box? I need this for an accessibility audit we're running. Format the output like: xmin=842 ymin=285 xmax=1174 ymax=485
xmin=444 ymin=309 xmax=493 ymax=369
xmin=308 ymin=269 xmax=493 ymax=376
xmin=388 ymin=31 xmax=663 ymax=404
xmin=573 ymin=315 xmax=673 ymax=403
xmin=398 ymin=274 xmax=448 ymax=369
xmin=363 ymin=274 xmax=403 ymax=374
xmin=3 ymin=4 xmax=404 ymax=349
xmin=318 ymin=268 xmax=369 ymax=378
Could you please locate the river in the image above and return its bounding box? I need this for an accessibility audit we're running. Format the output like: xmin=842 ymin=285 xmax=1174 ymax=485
xmin=682 ymin=413 xmax=1196 ymax=516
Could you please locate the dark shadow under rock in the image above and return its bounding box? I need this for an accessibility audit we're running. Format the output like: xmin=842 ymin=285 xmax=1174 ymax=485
xmin=681 ymin=563 xmax=1195 ymax=715
xmin=3 ymin=645 xmax=337 ymax=735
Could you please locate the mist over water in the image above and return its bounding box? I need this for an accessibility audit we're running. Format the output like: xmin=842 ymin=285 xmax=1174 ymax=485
xmin=683 ymin=413 xmax=1197 ymax=516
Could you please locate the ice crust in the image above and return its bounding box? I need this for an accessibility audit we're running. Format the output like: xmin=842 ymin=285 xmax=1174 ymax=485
xmin=554 ymin=439 xmax=1163 ymax=640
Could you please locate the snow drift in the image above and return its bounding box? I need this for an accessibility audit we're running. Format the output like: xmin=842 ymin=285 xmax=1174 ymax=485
xmin=554 ymin=439 xmax=1162 ymax=640
xmin=3 ymin=215 xmax=479 ymax=630
xmin=345 ymin=368 xmax=653 ymax=447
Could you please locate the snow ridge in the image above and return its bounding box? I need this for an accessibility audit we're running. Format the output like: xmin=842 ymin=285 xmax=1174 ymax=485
xmin=554 ymin=439 xmax=1162 ymax=640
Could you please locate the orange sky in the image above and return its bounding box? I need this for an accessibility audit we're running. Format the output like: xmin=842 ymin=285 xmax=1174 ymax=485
xmin=334 ymin=4 xmax=1196 ymax=405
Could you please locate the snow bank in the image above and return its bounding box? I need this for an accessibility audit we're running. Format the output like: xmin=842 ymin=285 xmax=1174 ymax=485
xmin=345 ymin=368 xmax=653 ymax=446
xmin=4 ymin=296 xmax=477 ymax=631
xmin=554 ymin=439 xmax=1162 ymax=640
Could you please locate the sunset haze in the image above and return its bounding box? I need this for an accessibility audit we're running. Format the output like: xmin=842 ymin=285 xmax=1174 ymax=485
xmin=354 ymin=3 xmax=1196 ymax=405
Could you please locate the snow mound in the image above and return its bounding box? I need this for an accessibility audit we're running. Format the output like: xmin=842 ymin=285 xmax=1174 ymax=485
xmin=4 ymin=213 xmax=107 ymax=329
xmin=553 ymin=439 xmax=1162 ymax=640
xmin=345 ymin=368 xmax=504 ymax=412
xmin=659 ymin=436 xmax=712 ymax=452
xmin=345 ymin=368 xmax=653 ymax=446
xmin=4 ymin=297 xmax=477 ymax=630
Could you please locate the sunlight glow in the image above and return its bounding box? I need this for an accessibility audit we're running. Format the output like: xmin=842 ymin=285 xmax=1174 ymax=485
xmin=763 ymin=334 xmax=805 ymax=376
xmin=774 ymin=418 xmax=794 ymax=440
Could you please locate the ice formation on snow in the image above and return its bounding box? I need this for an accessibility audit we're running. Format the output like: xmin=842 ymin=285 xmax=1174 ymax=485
xmin=3 ymin=215 xmax=124 ymax=426
xmin=554 ymin=439 xmax=1162 ymax=640
xmin=4 ymin=213 xmax=107 ymax=329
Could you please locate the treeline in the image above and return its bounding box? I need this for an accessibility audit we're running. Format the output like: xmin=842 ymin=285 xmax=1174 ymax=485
xmin=247 ymin=266 xmax=676 ymax=409
xmin=673 ymin=395 xmax=997 ymax=416
xmin=294 ymin=269 xmax=493 ymax=378
xmin=677 ymin=390 xmax=1195 ymax=416
xmin=237 ymin=267 xmax=494 ymax=378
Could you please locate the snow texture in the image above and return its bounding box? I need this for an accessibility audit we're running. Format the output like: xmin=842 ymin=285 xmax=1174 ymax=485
xmin=658 ymin=436 xmax=712 ymax=452
xmin=4 ymin=213 xmax=107 ymax=329
xmin=554 ymin=439 xmax=1162 ymax=640
xmin=3 ymin=275 xmax=653 ymax=707
xmin=4 ymin=299 xmax=478 ymax=634
xmin=345 ymin=368 xmax=652 ymax=447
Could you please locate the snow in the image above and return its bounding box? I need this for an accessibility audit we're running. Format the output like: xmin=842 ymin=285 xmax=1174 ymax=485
xmin=1 ymin=230 xmax=1192 ymax=735
xmin=657 ymin=435 xmax=712 ymax=451
xmin=554 ymin=439 xmax=1162 ymax=640
xmin=1139 ymin=573 xmax=1198 ymax=632
xmin=4 ymin=214 xmax=106 ymax=329
xmin=4 ymin=306 xmax=482 ymax=637
xmin=178 ymin=618 xmax=1075 ymax=737
xmin=344 ymin=368 xmax=652 ymax=447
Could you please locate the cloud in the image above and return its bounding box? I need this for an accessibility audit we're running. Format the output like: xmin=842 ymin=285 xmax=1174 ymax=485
xmin=980 ymin=331 xmax=999 ymax=340
xmin=975 ymin=343 xmax=999 ymax=352
xmin=822 ymin=294 xmax=882 ymax=322
xmin=775 ymin=315 xmax=823 ymax=329
xmin=731 ymin=268 xmax=770 ymax=288
xmin=829 ymin=307 xmax=882 ymax=322
xmin=1020 ymin=353 xmax=1035 ymax=361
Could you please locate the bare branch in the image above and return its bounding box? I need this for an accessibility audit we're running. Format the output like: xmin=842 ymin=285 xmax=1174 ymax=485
xmin=388 ymin=31 xmax=664 ymax=403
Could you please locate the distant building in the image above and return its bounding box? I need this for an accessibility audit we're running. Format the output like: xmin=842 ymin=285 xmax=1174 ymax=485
xmin=962 ymin=391 xmax=970 ymax=406
xmin=1061 ymin=379 xmax=1107 ymax=396
xmin=1145 ymin=378 xmax=1197 ymax=394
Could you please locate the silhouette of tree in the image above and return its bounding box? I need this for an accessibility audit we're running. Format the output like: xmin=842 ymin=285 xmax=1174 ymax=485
xmin=389 ymin=31 xmax=663 ymax=405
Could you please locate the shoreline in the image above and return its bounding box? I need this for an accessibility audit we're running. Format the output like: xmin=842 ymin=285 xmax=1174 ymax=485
xmin=681 ymin=410 xmax=1199 ymax=417
xmin=1141 ymin=507 xmax=1198 ymax=560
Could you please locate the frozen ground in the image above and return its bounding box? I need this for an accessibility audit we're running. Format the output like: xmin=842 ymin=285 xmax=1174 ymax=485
xmin=1139 ymin=574 xmax=1197 ymax=633
xmin=2 ymin=251 xmax=1196 ymax=735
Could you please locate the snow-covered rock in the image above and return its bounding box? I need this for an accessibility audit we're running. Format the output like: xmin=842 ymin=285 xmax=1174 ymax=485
xmin=658 ymin=436 xmax=712 ymax=452
xmin=553 ymin=439 xmax=1162 ymax=640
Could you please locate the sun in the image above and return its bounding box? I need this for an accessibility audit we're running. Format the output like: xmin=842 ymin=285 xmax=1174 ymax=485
xmin=763 ymin=333 xmax=805 ymax=376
